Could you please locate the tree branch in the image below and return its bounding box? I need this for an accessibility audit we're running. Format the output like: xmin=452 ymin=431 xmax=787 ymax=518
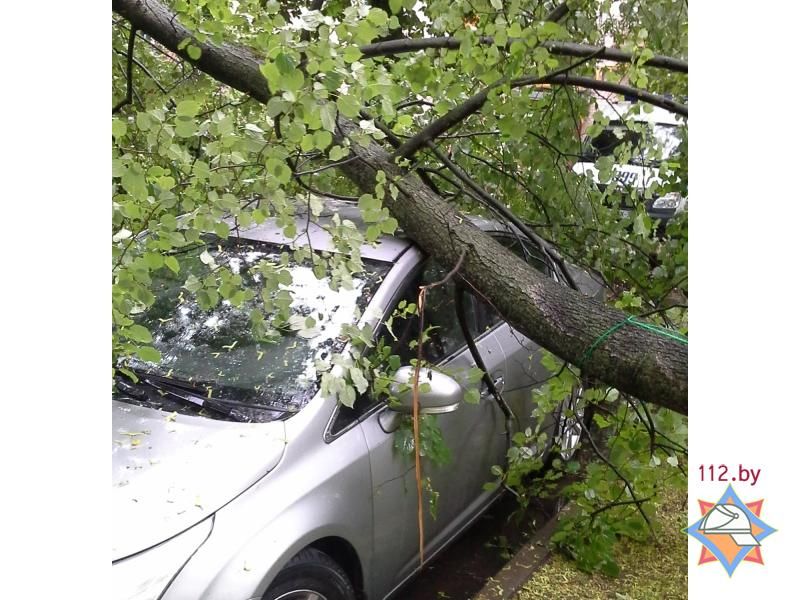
xmin=423 ymin=142 xmax=579 ymax=291
xmin=113 ymin=0 xmax=689 ymax=414
xmin=576 ymin=412 xmax=655 ymax=537
xmin=538 ymin=74 xmax=687 ymax=116
xmin=395 ymin=49 xmax=606 ymax=159
xmin=360 ymin=38 xmax=687 ymax=74
xmin=112 ymin=27 xmax=138 ymax=114
xmin=544 ymin=2 xmax=570 ymax=23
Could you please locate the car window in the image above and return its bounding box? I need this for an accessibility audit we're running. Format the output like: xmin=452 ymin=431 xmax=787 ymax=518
xmin=495 ymin=234 xmax=551 ymax=275
xmin=330 ymin=259 xmax=484 ymax=436
xmin=464 ymin=286 xmax=502 ymax=340
xmin=117 ymin=239 xmax=390 ymax=422
xmin=584 ymin=121 xmax=680 ymax=165
xmin=463 ymin=233 xmax=556 ymax=338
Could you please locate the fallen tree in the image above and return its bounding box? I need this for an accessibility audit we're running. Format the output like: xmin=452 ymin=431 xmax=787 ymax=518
xmin=112 ymin=0 xmax=687 ymax=414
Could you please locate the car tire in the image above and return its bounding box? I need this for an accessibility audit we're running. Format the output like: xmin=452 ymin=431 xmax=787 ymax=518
xmin=548 ymin=383 xmax=593 ymax=464
xmin=263 ymin=548 xmax=357 ymax=600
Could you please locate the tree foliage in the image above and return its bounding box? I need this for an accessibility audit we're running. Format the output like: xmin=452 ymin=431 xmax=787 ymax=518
xmin=112 ymin=0 xmax=688 ymax=575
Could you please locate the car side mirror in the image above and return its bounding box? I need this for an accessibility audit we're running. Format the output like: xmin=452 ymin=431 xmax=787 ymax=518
xmin=387 ymin=366 xmax=464 ymax=415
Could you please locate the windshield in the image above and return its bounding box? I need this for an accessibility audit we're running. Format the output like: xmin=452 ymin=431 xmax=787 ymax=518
xmin=583 ymin=121 xmax=681 ymax=165
xmin=118 ymin=239 xmax=390 ymax=421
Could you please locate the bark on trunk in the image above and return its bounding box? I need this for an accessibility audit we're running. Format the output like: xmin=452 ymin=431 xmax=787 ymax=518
xmin=112 ymin=0 xmax=688 ymax=415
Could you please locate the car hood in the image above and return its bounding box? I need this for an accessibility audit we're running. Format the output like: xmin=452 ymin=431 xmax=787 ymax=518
xmin=112 ymin=400 xmax=287 ymax=561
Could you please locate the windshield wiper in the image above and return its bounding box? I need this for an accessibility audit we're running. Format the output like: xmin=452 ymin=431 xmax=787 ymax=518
xmin=116 ymin=375 xmax=239 ymax=420
xmin=116 ymin=370 xmax=299 ymax=418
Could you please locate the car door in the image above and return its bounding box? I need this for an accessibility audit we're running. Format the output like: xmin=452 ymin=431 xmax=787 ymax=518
xmin=358 ymin=259 xmax=508 ymax=597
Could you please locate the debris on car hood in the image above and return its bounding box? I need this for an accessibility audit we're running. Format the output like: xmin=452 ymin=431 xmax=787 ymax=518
xmin=111 ymin=400 xmax=287 ymax=561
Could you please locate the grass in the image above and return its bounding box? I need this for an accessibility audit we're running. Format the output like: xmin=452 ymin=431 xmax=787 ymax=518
xmin=514 ymin=486 xmax=688 ymax=600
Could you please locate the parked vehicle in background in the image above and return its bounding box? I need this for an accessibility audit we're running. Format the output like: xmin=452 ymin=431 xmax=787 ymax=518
xmin=572 ymin=98 xmax=687 ymax=223
xmin=112 ymin=200 xmax=599 ymax=600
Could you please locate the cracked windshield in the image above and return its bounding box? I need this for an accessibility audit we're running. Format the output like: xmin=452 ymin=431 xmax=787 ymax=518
xmin=119 ymin=239 xmax=390 ymax=421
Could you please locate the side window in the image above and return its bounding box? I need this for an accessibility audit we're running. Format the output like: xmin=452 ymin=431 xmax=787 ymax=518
xmin=380 ymin=260 xmax=471 ymax=365
xmin=496 ymin=234 xmax=551 ymax=275
xmin=460 ymin=234 xmax=553 ymax=340
xmin=464 ymin=286 xmax=502 ymax=340
xmin=416 ymin=261 xmax=469 ymax=362
xmin=330 ymin=257 xmax=507 ymax=438
xmin=329 ymin=259 xmax=469 ymax=437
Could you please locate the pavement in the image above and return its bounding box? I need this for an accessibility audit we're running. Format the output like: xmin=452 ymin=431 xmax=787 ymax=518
xmin=400 ymin=493 xmax=563 ymax=600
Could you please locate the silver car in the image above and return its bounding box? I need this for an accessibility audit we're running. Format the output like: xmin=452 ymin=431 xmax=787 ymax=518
xmin=112 ymin=200 xmax=598 ymax=600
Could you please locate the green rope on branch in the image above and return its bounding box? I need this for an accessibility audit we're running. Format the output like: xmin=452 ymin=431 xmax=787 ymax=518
xmin=578 ymin=315 xmax=687 ymax=368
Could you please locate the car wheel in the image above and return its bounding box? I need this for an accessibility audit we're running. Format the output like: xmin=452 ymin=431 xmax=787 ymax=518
xmin=552 ymin=383 xmax=590 ymax=462
xmin=263 ymin=548 xmax=356 ymax=600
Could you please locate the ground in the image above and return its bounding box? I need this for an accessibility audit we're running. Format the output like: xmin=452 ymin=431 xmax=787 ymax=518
xmin=514 ymin=486 xmax=688 ymax=600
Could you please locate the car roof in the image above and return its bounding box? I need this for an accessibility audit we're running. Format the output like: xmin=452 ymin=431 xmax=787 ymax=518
xmin=234 ymin=199 xmax=605 ymax=298
xmin=234 ymin=198 xmax=518 ymax=263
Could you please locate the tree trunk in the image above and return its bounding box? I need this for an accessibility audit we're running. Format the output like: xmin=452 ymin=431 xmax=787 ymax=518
xmin=112 ymin=0 xmax=688 ymax=415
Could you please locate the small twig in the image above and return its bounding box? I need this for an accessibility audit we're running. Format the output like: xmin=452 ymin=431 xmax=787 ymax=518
xmin=460 ymin=149 xmax=551 ymax=221
xmin=395 ymin=98 xmax=435 ymax=111
xmin=575 ymin=412 xmax=656 ymax=539
xmin=293 ymin=156 xmax=360 ymax=177
xmin=590 ymin=495 xmax=655 ymax=523
xmin=424 ymin=142 xmax=580 ymax=291
xmin=292 ymin=175 xmax=359 ymax=202
xmin=627 ymin=395 xmax=657 ymax=457
xmin=112 ymin=27 xmax=138 ymax=113
xmin=112 ymin=200 xmax=162 ymax=271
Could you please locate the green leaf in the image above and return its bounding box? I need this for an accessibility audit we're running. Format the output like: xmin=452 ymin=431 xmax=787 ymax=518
xmin=367 ymin=8 xmax=389 ymax=26
xmin=349 ymin=367 xmax=369 ymax=394
xmin=214 ymin=221 xmax=230 ymax=239
xmin=266 ymin=158 xmax=292 ymax=184
xmin=136 ymin=346 xmax=162 ymax=363
xmin=329 ymin=145 xmax=348 ymax=160
xmin=125 ymin=324 xmax=153 ymax=344
xmin=275 ymin=53 xmax=296 ymax=74
xmin=336 ymin=94 xmax=361 ymax=119
xmin=187 ymin=44 xmax=202 ymax=60
xmin=176 ymin=100 xmax=201 ymax=117
xmin=175 ymin=117 xmax=197 ymax=138
xmin=465 ymin=388 xmax=480 ymax=404
xmin=143 ymin=252 xmax=163 ymax=269
xmin=121 ymin=165 xmax=147 ymax=200
xmin=320 ymin=103 xmax=337 ymax=132
xmin=633 ymin=212 xmax=651 ymax=237
xmin=340 ymin=384 xmax=357 ymax=408
xmin=164 ymin=256 xmax=180 ymax=274
xmin=112 ymin=119 xmax=127 ymax=139
xmin=381 ymin=217 xmax=398 ymax=234
xmin=467 ymin=367 xmax=484 ymax=384
xmin=313 ymin=130 xmax=333 ymax=150
xmin=342 ymin=46 xmax=363 ymax=63
xmin=282 ymin=68 xmax=305 ymax=92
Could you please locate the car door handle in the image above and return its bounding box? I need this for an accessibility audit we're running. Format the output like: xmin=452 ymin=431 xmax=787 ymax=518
xmin=481 ymin=375 xmax=504 ymax=397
